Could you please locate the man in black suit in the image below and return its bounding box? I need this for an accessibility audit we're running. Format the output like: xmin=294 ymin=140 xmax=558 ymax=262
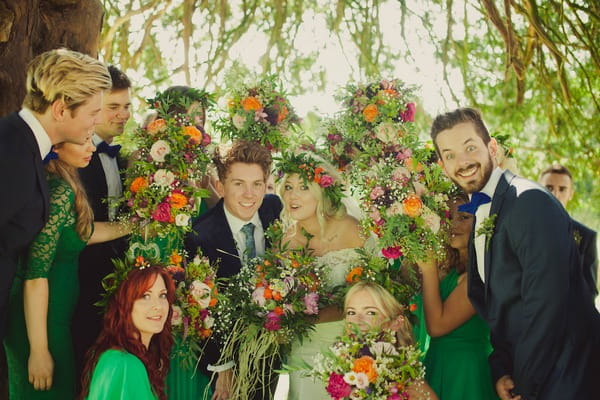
xmin=185 ymin=140 xmax=282 ymax=400
xmin=431 ymin=108 xmax=599 ymax=400
xmin=72 ymin=66 xmax=132 ymax=386
xmin=0 ymin=49 xmax=111 ymax=339
xmin=539 ymin=164 xmax=598 ymax=296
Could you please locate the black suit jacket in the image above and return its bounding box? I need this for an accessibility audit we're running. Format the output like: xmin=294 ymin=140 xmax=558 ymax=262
xmin=73 ymin=151 xmax=128 ymax=376
xmin=467 ymin=170 xmax=599 ymax=400
xmin=0 ymin=112 xmax=49 ymax=337
xmin=571 ymin=219 xmax=598 ymax=295
xmin=184 ymin=195 xmax=282 ymax=396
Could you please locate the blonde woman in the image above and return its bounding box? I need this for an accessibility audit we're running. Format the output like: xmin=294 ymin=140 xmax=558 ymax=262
xmin=276 ymin=152 xmax=365 ymax=399
xmin=4 ymin=137 xmax=130 ymax=400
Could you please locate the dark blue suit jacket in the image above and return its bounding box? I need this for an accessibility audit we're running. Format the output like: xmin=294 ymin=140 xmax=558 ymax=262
xmin=184 ymin=194 xmax=282 ymax=395
xmin=0 ymin=112 xmax=49 ymax=337
xmin=571 ymin=219 xmax=598 ymax=296
xmin=467 ymin=170 xmax=599 ymax=400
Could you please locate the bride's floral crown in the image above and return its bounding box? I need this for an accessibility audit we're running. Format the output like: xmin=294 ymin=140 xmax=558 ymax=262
xmin=275 ymin=152 xmax=345 ymax=210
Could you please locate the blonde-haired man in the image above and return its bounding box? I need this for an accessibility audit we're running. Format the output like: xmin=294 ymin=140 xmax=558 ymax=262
xmin=0 ymin=48 xmax=111 ymax=338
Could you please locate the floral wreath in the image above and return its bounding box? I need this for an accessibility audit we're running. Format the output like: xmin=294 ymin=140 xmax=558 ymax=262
xmin=213 ymin=74 xmax=300 ymax=151
xmin=147 ymin=87 xmax=214 ymax=126
xmin=275 ymin=151 xmax=345 ymax=210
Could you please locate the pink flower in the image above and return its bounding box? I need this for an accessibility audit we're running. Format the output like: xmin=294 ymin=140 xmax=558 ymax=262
xmin=152 ymin=202 xmax=171 ymax=222
xmin=303 ymin=292 xmax=319 ymax=315
xmin=326 ymin=372 xmax=352 ymax=399
xmin=369 ymin=208 xmax=381 ymax=222
xmin=252 ymin=287 xmax=266 ymax=307
xmin=370 ymin=186 xmax=385 ymax=200
xmin=381 ymin=246 xmax=402 ymax=259
xmin=399 ymin=102 xmax=416 ymax=122
xmin=171 ymin=305 xmax=183 ymax=326
xmin=320 ymin=175 xmax=334 ymax=188
xmin=264 ymin=311 xmax=281 ymax=331
xmin=395 ymin=148 xmax=412 ymax=161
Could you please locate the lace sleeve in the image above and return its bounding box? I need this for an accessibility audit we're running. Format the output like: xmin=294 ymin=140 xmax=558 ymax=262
xmin=23 ymin=177 xmax=75 ymax=280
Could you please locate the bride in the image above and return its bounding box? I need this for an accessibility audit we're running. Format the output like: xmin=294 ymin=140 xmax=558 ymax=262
xmin=276 ymin=152 xmax=365 ymax=399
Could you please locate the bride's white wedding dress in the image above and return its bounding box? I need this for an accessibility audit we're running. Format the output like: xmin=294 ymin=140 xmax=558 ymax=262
xmin=287 ymin=247 xmax=362 ymax=399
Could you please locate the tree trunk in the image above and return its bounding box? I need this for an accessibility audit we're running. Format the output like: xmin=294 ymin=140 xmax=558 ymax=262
xmin=0 ymin=0 xmax=104 ymax=116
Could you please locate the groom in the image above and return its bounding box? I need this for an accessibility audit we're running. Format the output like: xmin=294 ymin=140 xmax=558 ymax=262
xmin=430 ymin=108 xmax=599 ymax=400
xmin=185 ymin=140 xmax=282 ymax=400
xmin=0 ymin=49 xmax=111 ymax=338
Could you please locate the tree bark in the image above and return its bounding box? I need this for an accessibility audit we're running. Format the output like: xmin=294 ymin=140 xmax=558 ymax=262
xmin=0 ymin=0 xmax=104 ymax=116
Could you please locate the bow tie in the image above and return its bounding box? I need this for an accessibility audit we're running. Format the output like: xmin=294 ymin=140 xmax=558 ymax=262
xmin=42 ymin=146 xmax=58 ymax=165
xmin=458 ymin=192 xmax=491 ymax=215
xmin=96 ymin=141 xmax=121 ymax=158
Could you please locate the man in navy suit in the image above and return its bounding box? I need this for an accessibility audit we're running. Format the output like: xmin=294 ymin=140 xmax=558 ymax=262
xmin=186 ymin=140 xmax=282 ymax=400
xmin=0 ymin=49 xmax=111 ymax=339
xmin=539 ymin=164 xmax=598 ymax=296
xmin=431 ymin=108 xmax=599 ymax=400
xmin=72 ymin=65 xmax=132 ymax=388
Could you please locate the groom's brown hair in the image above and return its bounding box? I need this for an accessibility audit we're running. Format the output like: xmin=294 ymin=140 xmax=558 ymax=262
xmin=214 ymin=140 xmax=272 ymax=182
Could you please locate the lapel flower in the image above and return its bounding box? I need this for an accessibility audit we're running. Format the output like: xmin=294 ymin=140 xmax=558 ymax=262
xmin=476 ymin=213 xmax=497 ymax=250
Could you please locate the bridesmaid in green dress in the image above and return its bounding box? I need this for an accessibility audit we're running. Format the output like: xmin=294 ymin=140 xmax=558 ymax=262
xmin=3 ymin=138 xmax=131 ymax=400
xmin=81 ymin=265 xmax=176 ymax=400
xmin=415 ymin=192 xmax=498 ymax=400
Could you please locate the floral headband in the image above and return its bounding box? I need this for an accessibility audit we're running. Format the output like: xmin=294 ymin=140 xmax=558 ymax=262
xmin=275 ymin=152 xmax=345 ymax=210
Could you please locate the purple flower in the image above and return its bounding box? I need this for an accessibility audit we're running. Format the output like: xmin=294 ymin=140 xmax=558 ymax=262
xmin=399 ymin=102 xmax=416 ymax=122
xmin=264 ymin=311 xmax=281 ymax=331
xmin=358 ymin=344 xmax=373 ymax=358
xmin=320 ymin=175 xmax=334 ymax=188
xmin=303 ymin=292 xmax=319 ymax=315
xmin=326 ymin=372 xmax=352 ymax=399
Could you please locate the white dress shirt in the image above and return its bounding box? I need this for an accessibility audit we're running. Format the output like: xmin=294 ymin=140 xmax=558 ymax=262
xmin=19 ymin=108 xmax=52 ymax=158
xmin=474 ymin=167 xmax=504 ymax=282
xmin=93 ymin=134 xmax=122 ymax=221
xmin=222 ymin=206 xmax=265 ymax=263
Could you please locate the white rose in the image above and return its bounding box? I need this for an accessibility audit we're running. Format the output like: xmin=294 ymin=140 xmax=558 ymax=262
xmin=189 ymin=280 xmax=211 ymax=308
xmin=391 ymin=166 xmax=410 ymax=181
xmin=149 ymin=140 xmax=171 ymax=162
xmin=175 ymin=213 xmax=190 ymax=227
xmin=203 ymin=316 xmax=215 ymax=329
xmin=232 ymin=113 xmax=245 ymax=130
xmin=153 ymin=169 xmax=175 ymax=186
xmin=422 ymin=206 xmax=441 ymax=233
xmin=375 ymin=122 xmax=397 ymax=143
xmin=386 ymin=201 xmax=404 ymax=216
xmin=171 ymin=305 xmax=183 ymax=326
xmin=413 ymin=181 xmax=428 ymax=197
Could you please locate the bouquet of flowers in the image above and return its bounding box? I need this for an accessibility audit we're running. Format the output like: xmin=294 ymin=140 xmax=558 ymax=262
xmin=213 ymin=74 xmax=300 ymax=151
xmin=119 ymin=95 xmax=213 ymax=239
xmin=330 ymin=79 xmax=452 ymax=263
xmin=168 ymin=251 xmax=219 ymax=370
xmin=308 ymin=329 xmax=426 ymax=400
xmin=213 ymin=223 xmax=328 ymax=398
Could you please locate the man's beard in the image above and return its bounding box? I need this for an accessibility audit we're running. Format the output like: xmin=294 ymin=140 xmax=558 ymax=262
xmin=452 ymin=155 xmax=494 ymax=193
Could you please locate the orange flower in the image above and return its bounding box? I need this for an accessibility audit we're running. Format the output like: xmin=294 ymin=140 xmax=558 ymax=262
xmin=170 ymin=193 xmax=188 ymax=209
xmin=183 ymin=126 xmax=202 ymax=144
xmin=134 ymin=256 xmax=146 ymax=267
xmin=170 ymin=251 xmax=183 ymax=266
xmin=273 ymin=291 xmax=282 ymax=301
xmin=362 ymin=104 xmax=379 ymax=123
xmin=209 ymin=298 xmax=218 ymax=307
xmin=404 ymin=157 xmax=423 ymax=172
xmin=381 ymin=89 xmax=399 ymax=98
xmin=352 ymin=356 xmax=378 ymax=382
xmin=130 ymin=177 xmax=148 ymax=193
xmin=273 ymin=306 xmax=284 ymax=315
xmin=200 ymin=328 xmax=212 ymax=339
xmin=146 ymin=118 xmax=167 ymax=134
xmin=346 ymin=267 xmax=363 ymax=283
xmin=291 ymin=260 xmax=300 ymax=268
xmin=241 ymin=96 xmax=262 ymax=111
xmin=264 ymin=260 xmax=272 ymax=267
xmin=276 ymin=105 xmax=289 ymax=123
xmin=409 ymin=303 xmax=417 ymax=312
xmin=402 ymin=194 xmax=423 ymax=218
xmin=263 ymin=287 xmax=273 ymax=299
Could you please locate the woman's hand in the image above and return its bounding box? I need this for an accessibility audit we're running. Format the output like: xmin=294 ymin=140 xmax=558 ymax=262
xmin=212 ymin=369 xmax=234 ymax=400
xmin=28 ymin=348 xmax=54 ymax=391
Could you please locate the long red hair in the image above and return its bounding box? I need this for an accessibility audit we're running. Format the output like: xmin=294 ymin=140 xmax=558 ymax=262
xmin=80 ymin=266 xmax=175 ymax=400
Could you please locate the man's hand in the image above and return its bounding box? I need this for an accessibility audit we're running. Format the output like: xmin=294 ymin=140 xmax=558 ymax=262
xmin=496 ymin=375 xmax=521 ymax=400
xmin=28 ymin=349 xmax=54 ymax=391
xmin=212 ymin=369 xmax=234 ymax=400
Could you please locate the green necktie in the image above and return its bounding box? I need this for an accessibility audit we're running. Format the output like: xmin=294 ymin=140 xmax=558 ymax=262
xmin=241 ymin=222 xmax=256 ymax=259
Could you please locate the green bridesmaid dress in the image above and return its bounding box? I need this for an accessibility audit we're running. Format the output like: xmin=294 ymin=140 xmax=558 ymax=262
xmin=4 ymin=176 xmax=86 ymax=400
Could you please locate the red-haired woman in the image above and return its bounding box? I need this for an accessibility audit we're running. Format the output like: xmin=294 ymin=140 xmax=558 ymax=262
xmin=80 ymin=266 xmax=175 ymax=400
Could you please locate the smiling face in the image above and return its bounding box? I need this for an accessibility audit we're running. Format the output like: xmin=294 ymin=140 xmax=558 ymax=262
xmin=95 ymin=88 xmax=131 ymax=142
xmin=217 ymin=162 xmax=267 ymax=221
xmin=345 ymin=289 xmax=389 ymax=333
xmin=57 ymin=92 xmax=104 ymax=145
xmin=435 ymin=122 xmax=497 ymax=193
xmin=53 ymin=135 xmax=96 ymax=168
xmin=281 ymin=174 xmax=319 ymax=223
xmin=448 ymin=198 xmax=474 ymax=250
xmin=131 ymin=274 xmax=170 ymax=348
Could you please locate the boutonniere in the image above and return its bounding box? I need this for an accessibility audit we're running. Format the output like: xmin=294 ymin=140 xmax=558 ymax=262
xmin=573 ymin=230 xmax=582 ymax=246
xmin=476 ymin=214 xmax=497 ymax=250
